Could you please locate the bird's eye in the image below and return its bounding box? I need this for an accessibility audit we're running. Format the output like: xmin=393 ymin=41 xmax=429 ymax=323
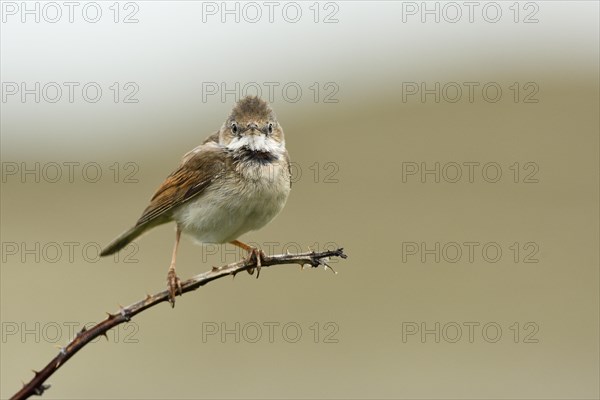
xmin=267 ymin=123 xmax=273 ymax=134
xmin=231 ymin=122 xmax=238 ymax=135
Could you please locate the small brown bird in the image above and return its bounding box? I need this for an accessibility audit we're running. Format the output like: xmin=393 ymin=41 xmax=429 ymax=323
xmin=100 ymin=96 xmax=291 ymax=306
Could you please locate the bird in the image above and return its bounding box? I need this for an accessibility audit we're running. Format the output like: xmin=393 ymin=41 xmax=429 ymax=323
xmin=100 ymin=96 xmax=291 ymax=306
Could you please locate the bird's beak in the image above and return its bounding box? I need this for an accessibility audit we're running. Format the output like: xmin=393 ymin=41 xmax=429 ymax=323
xmin=246 ymin=122 xmax=262 ymax=135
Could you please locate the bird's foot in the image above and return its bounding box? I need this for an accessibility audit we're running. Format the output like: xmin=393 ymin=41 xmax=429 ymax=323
xmin=246 ymin=247 xmax=266 ymax=278
xmin=167 ymin=267 xmax=182 ymax=307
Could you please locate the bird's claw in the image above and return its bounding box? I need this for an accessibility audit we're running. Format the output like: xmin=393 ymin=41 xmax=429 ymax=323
xmin=167 ymin=268 xmax=182 ymax=307
xmin=246 ymin=248 xmax=266 ymax=278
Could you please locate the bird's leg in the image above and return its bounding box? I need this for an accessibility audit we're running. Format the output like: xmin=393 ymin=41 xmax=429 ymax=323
xmin=167 ymin=227 xmax=182 ymax=307
xmin=230 ymin=240 xmax=266 ymax=278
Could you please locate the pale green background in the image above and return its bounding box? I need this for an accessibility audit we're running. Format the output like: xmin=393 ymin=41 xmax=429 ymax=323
xmin=1 ymin=1 xmax=598 ymax=399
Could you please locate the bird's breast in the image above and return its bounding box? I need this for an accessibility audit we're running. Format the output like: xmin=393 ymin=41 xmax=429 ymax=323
xmin=174 ymin=157 xmax=291 ymax=244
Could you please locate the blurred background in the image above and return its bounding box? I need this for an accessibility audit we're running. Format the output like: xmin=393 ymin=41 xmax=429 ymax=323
xmin=1 ymin=1 xmax=598 ymax=399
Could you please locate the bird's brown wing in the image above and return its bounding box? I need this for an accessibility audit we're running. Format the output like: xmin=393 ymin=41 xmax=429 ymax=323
xmin=135 ymin=144 xmax=227 ymax=227
xmin=202 ymin=130 xmax=220 ymax=144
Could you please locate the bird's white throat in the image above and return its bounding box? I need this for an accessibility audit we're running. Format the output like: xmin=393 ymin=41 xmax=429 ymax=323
xmin=226 ymin=134 xmax=285 ymax=155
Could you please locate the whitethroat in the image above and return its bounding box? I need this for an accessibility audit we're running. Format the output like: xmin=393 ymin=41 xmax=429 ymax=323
xmin=100 ymin=96 xmax=291 ymax=306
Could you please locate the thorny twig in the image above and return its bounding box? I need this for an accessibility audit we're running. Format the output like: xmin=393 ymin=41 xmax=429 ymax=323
xmin=10 ymin=248 xmax=347 ymax=400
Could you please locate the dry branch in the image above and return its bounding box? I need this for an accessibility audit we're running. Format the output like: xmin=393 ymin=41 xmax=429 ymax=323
xmin=11 ymin=248 xmax=347 ymax=400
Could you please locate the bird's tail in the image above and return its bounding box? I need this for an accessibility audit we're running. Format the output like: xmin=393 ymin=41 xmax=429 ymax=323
xmin=100 ymin=224 xmax=149 ymax=257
